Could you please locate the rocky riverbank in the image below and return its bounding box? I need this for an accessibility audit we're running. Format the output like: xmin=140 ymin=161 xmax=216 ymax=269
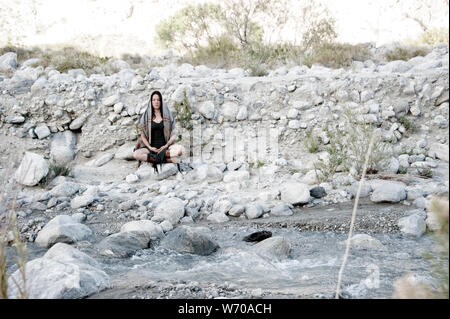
xmin=1 ymin=45 xmax=449 ymax=299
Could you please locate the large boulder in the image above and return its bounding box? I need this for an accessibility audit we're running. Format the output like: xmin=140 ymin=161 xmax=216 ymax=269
xmin=0 ymin=52 xmax=17 ymax=71
xmin=35 ymin=215 xmax=92 ymax=248
xmin=96 ymin=231 xmax=152 ymax=258
xmin=120 ymin=220 xmax=164 ymax=240
xmin=7 ymin=243 xmax=111 ymax=299
xmin=370 ymin=180 xmax=406 ymax=203
xmin=14 ymin=152 xmax=49 ymax=186
xmin=50 ymin=131 xmax=77 ymax=166
xmin=280 ymin=182 xmax=311 ymax=205
xmin=160 ymin=226 xmax=219 ymax=256
xmin=249 ymin=236 xmax=291 ymax=260
xmin=398 ymin=213 xmax=427 ymax=237
xmin=152 ymin=197 xmax=186 ymax=224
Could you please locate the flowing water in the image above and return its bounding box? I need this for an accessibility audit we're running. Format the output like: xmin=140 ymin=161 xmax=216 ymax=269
xmin=94 ymin=225 xmax=441 ymax=298
xmin=5 ymin=223 xmax=444 ymax=299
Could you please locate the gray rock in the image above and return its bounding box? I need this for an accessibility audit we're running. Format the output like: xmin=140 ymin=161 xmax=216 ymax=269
xmin=370 ymin=181 xmax=406 ymax=203
xmin=50 ymin=182 xmax=82 ymax=197
xmin=153 ymin=197 xmax=186 ymax=224
xmin=160 ymin=225 xmax=219 ymax=256
xmin=34 ymin=125 xmax=51 ymax=139
xmin=94 ymin=153 xmax=114 ymax=167
xmin=35 ymin=215 xmax=92 ymax=248
xmin=198 ymin=101 xmax=215 ymax=119
xmin=429 ymin=143 xmax=449 ymax=162
xmin=280 ymin=182 xmax=311 ymax=205
xmin=7 ymin=243 xmax=111 ymax=299
xmin=212 ymin=199 xmax=233 ymax=215
xmin=120 ymin=220 xmax=164 ymax=240
xmin=0 ymin=52 xmax=17 ymax=71
xmin=245 ymin=203 xmax=264 ymax=219
xmin=50 ymin=131 xmax=77 ymax=166
xmin=206 ymin=212 xmax=230 ymax=223
xmin=221 ymin=102 xmax=239 ymax=121
xmin=340 ymin=234 xmax=387 ymax=251
xmin=4 ymin=115 xmax=25 ymax=124
xmin=14 ymin=152 xmax=49 ymax=186
xmin=250 ymin=236 xmax=291 ymax=260
xmin=70 ymin=194 xmax=95 ymax=209
xmin=69 ymin=115 xmax=87 ymax=130
xmin=223 ymin=170 xmax=250 ymax=183
xmin=102 ymin=94 xmax=120 ymax=106
xmin=228 ymin=204 xmax=245 ymax=217
xmin=96 ymin=231 xmax=152 ymax=258
xmin=115 ymin=143 xmax=135 ymax=160
xmin=270 ymin=203 xmax=294 ymax=216
xmin=398 ymin=213 xmax=426 ymax=237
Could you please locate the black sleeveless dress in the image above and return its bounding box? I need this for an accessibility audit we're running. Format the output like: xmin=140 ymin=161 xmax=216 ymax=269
xmin=147 ymin=120 xmax=168 ymax=170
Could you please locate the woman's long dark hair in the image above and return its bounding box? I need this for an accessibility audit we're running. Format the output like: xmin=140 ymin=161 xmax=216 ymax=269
xmin=150 ymin=91 xmax=163 ymax=121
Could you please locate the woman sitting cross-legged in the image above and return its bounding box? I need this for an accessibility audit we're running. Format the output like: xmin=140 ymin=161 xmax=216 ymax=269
xmin=133 ymin=90 xmax=186 ymax=174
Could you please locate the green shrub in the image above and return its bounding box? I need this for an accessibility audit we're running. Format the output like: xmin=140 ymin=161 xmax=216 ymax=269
xmin=303 ymin=129 xmax=321 ymax=153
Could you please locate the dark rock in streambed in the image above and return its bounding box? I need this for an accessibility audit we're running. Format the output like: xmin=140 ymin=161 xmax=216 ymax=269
xmin=160 ymin=225 xmax=219 ymax=256
xmin=243 ymin=230 xmax=272 ymax=242
xmin=310 ymin=186 xmax=327 ymax=198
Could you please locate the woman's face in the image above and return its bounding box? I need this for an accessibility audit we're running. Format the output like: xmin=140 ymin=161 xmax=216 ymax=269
xmin=152 ymin=94 xmax=161 ymax=110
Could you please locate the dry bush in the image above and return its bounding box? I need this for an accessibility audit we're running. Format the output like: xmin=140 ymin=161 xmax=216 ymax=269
xmin=0 ymin=162 xmax=28 ymax=299
xmin=419 ymin=27 xmax=449 ymax=45
xmin=384 ymin=45 xmax=430 ymax=62
xmin=304 ymin=42 xmax=372 ymax=68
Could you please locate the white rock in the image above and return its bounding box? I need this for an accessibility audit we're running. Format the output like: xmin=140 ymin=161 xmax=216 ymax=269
xmin=0 ymin=52 xmax=17 ymax=71
xmin=7 ymin=243 xmax=111 ymax=299
xmin=223 ymin=170 xmax=250 ymax=183
xmin=160 ymin=220 xmax=173 ymax=232
xmin=94 ymin=153 xmax=114 ymax=167
xmin=280 ymin=182 xmax=311 ymax=205
xmin=429 ymin=143 xmax=449 ymax=162
xmin=14 ymin=152 xmax=49 ymax=186
xmin=207 ymin=212 xmax=230 ymax=223
xmin=398 ymin=213 xmax=426 ymax=237
xmin=341 ymin=234 xmax=387 ymax=251
xmin=221 ymin=102 xmax=239 ymax=121
xmin=126 ymin=173 xmax=139 ymax=183
xmin=245 ymin=203 xmax=264 ymax=219
xmin=153 ymin=197 xmax=186 ymax=224
xmin=69 ymin=115 xmax=87 ymax=130
xmin=250 ymin=236 xmax=291 ymax=260
xmin=35 ymin=215 xmax=92 ymax=248
xmin=70 ymin=194 xmax=95 ymax=209
xmin=50 ymin=131 xmax=77 ymax=166
xmin=34 ymin=125 xmax=51 ymax=139
xmin=198 ymin=101 xmax=215 ymax=119
xmin=370 ymin=180 xmax=407 ymax=203
xmin=50 ymin=182 xmax=82 ymax=197
xmin=120 ymin=220 xmax=164 ymax=239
